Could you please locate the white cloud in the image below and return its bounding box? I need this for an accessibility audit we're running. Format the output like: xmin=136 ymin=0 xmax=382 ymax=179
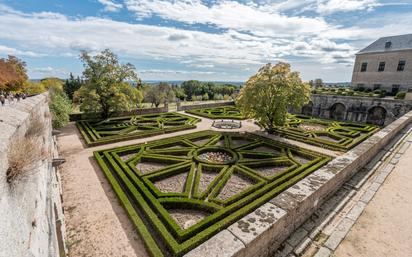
xmin=0 ymin=45 xmax=43 ymax=57
xmin=316 ymin=0 xmax=380 ymax=14
xmin=98 ymin=0 xmax=123 ymax=12
xmin=124 ymin=0 xmax=333 ymax=37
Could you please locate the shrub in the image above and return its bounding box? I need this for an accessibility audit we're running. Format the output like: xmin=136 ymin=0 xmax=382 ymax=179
xmin=395 ymin=91 xmax=406 ymax=99
xmin=25 ymin=115 xmax=45 ymax=138
xmin=6 ymin=136 xmax=46 ymax=184
xmin=365 ymin=88 xmax=372 ymax=93
xmin=49 ymin=92 xmax=72 ymax=128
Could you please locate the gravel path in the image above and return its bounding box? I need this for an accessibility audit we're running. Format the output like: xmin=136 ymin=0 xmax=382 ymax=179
xmin=334 ymin=140 xmax=412 ymax=257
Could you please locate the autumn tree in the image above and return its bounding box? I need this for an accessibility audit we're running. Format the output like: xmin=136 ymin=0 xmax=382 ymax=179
xmin=76 ymin=49 xmax=143 ymax=118
xmin=0 ymin=55 xmax=28 ymax=91
xmin=237 ymin=62 xmax=310 ymax=133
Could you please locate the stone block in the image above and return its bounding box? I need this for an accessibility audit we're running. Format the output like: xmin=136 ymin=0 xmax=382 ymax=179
xmin=324 ymin=218 xmax=354 ymax=250
xmin=227 ymin=203 xmax=286 ymax=256
xmin=346 ymin=201 xmax=366 ymax=221
xmin=360 ymin=189 xmax=376 ymax=204
xmin=286 ymin=227 xmax=308 ymax=247
xmin=314 ymin=247 xmax=331 ymax=257
xmin=184 ymin=230 xmax=245 ymax=257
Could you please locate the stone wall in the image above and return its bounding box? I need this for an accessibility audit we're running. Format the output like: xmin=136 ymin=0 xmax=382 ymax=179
xmin=177 ymin=101 xmax=235 ymax=111
xmin=304 ymin=94 xmax=412 ymax=126
xmin=69 ymin=105 xmax=168 ymax=121
xmin=0 ymin=94 xmax=66 ymax=257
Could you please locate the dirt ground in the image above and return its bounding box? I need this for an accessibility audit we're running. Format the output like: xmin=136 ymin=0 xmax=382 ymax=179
xmin=58 ymin=123 xmax=150 ymax=257
xmin=334 ymin=143 xmax=412 ymax=257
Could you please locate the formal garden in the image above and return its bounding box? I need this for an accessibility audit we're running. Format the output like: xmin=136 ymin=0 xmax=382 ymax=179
xmin=94 ymin=131 xmax=331 ymax=256
xmin=186 ymin=106 xmax=245 ymax=119
xmin=77 ymin=112 xmax=200 ymax=146
xmin=65 ymin=56 xmax=381 ymax=256
xmin=186 ymin=105 xmax=379 ymax=152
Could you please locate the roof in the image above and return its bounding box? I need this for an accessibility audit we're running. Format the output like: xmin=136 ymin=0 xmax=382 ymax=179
xmin=357 ymin=34 xmax=412 ymax=54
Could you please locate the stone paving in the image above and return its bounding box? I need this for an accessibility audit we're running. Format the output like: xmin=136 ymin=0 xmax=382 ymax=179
xmin=271 ymin=125 xmax=412 ymax=257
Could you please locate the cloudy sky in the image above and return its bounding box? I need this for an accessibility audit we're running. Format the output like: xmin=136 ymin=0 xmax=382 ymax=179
xmin=0 ymin=0 xmax=411 ymax=82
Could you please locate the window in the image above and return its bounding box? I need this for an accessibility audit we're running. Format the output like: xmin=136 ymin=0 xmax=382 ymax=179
xmin=392 ymin=84 xmax=400 ymax=95
xmin=373 ymin=84 xmax=381 ymax=90
xmin=397 ymin=60 xmax=406 ymax=71
xmin=360 ymin=62 xmax=367 ymax=72
xmin=385 ymin=41 xmax=392 ymax=48
xmin=378 ymin=62 xmax=385 ymax=72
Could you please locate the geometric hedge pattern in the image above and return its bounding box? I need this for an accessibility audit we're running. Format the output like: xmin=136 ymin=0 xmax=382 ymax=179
xmin=277 ymin=114 xmax=380 ymax=151
xmin=76 ymin=112 xmax=200 ymax=146
xmin=186 ymin=106 xmax=245 ymax=120
xmin=187 ymin=105 xmax=379 ymax=151
xmin=94 ymin=131 xmax=331 ymax=256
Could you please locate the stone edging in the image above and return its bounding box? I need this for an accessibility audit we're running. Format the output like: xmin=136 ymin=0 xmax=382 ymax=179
xmin=183 ymin=110 xmax=412 ymax=257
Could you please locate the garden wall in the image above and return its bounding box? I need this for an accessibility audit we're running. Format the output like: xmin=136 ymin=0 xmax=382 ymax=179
xmin=185 ymin=109 xmax=412 ymax=257
xmin=69 ymin=105 xmax=168 ymax=121
xmin=0 ymin=93 xmax=67 ymax=257
xmin=177 ymin=101 xmax=234 ymax=111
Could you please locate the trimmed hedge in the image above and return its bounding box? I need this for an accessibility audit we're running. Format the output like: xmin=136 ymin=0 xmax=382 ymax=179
xmin=272 ymin=114 xmax=380 ymax=151
xmin=77 ymin=112 xmax=200 ymax=147
xmin=186 ymin=106 xmax=245 ymax=120
xmin=94 ymin=130 xmax=331 ymax=256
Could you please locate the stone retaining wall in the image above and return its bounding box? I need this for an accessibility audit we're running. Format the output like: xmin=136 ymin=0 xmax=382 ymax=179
xmin=177 ymin=101 xmax=234 ymax=111
xmin=69 ymin=105 xmax=168 ymax=121
xmin=0 ymin=93 xmax=66 ymax=257
xmin=184 ymin=110 xmax=412 ymax=257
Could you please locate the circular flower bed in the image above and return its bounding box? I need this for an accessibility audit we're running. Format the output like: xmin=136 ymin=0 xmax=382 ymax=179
xmin=198 ymin=151 xmax=233 ymax=164
xmin=193 ymin=146 xmax=238 ymax=165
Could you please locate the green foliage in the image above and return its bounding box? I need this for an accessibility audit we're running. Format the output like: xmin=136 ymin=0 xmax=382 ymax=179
xmin=94 ymin=131 xmax=331 ymax=256
xmin=180 ymin=80 xmax=237 ymax=101
xmin=273 ymin=114 xmax=380 ymax=151
xmin=64 ymin=72 xmax=82 ymax=100
xmin=237 ymin=62 xmax=310 ymax=133
xmin=143 ymin=82 xmax=176 ymax=107
xmin=25 ymin=81 xmax=46 ymax=95
xmin=395 ymin=91 xmax=406 ymax=99
xmin=49 ymin=92 xmax=72 ymax=128
xmin=77 ymin=112 xmax=200 ymax=146
xmin=186 ymin=106 xmax=244 ymax=120
xmin=76 ymin=49 xmax=143 ymax=118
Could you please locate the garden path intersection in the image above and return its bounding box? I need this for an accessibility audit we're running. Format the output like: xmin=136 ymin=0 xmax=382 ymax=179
xmin=56 ymin=107 xmax=407 ymax=257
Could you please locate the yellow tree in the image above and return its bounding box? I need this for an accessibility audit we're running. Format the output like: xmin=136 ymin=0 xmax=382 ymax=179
xmin=237 ymin=62 xmax=310 ymax=133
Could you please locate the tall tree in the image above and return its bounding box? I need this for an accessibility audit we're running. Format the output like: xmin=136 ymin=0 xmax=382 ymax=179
xmin=237 ymin=62 xmax=310 ymax=133
xmin=64 ymin=73 xmax=82 ymax=100
xmin=181 ymin=80 xmax=202 ymax=100
xmin=76 ymin=49 xmax=142 ymax=118
xmin=314 ymin=78 xmax=323 ymax=88
xmin=144 ymin=82 xmax=175 ymax=107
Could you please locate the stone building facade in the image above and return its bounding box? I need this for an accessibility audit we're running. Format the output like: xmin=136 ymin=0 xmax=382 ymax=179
xmin=351 ymin=34 xmax=412 ymax=94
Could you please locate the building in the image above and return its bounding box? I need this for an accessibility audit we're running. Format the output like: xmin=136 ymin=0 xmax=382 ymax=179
xmin=351 ymin=34 xmax=412 ymax=94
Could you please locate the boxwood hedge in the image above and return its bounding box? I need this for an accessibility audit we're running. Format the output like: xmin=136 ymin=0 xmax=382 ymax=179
xmin=94 ymin=130 xmax=331 ymax=256
xmin=273 ymin=114 xmax=380 ymax=151
xmin=186 ymin=106 xmax=245 ymax=120
xmin=77 ymin=112 xmax=200 ymax=146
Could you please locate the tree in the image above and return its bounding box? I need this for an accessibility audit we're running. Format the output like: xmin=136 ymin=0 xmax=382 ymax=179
xmin=314 ymin=78 xmax=323 ymax=88
xmin=172 ymin=85 xmax=186 ymax=101
xmin=181 ymin=80 xmax=202 ymax=100
xmin=76 ymin=49 xmax=143 ymax=118
xmin=237 ymin=62 xmax=310 ymax=133
xmin=49 ymin=92 xmax=72 ymax=128
xmin=40 ymin=77 xmax=64 ymax=94
xmin=0 ymin=55 xmax=28 ymax=92
xmin=64 ymin=73 xmax=82 ymax=100
xmin=144 ymin=82 xmax=175 ymax=107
